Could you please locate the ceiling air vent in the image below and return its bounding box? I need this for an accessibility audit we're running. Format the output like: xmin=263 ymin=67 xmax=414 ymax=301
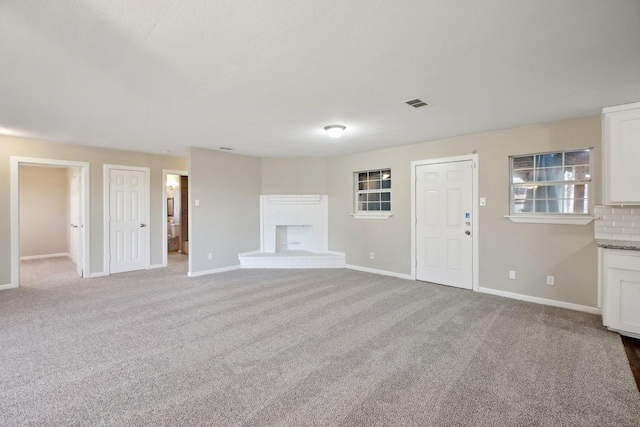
xmin=219 ymin=147 xmax=233 ymax=151
xmin=404 ymin=98 xmax=428 ymax=108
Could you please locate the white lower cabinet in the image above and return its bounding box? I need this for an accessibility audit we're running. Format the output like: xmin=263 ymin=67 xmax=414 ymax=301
xmin=601 ymin=248 xmax=640 ymax=338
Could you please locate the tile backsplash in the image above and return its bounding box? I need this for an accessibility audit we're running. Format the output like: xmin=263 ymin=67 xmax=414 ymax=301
xmin=594 ymin=205 xmax=640 ymax=241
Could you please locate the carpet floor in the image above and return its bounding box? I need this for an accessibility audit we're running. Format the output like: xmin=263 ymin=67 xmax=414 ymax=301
xmin=1 ymin=264 xmax=639 ymax=426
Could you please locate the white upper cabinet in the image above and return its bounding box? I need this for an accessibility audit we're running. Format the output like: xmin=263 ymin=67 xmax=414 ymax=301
xmin=603 ymin=102 xmax=640 ymax=205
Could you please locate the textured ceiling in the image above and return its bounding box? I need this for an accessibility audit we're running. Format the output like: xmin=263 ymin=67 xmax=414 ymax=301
xmin=1 ymin=1 xmax=639 ymax=158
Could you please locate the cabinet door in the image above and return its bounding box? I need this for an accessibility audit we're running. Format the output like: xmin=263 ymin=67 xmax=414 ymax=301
xmin=604 ymin=265 xmax=640 ymax=335
xmin=604 ymin=106 xmax=640 ymax=204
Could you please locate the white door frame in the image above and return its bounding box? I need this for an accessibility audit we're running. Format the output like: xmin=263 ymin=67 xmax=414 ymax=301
xmin=162 ymin=169 xmax=188 ymax=267
xmin=103 ymin=164 xmax=151 ymax=275
xmin=411 ymin=154 xmax=479 ymax=291
xmin=9 ymin=156 xmax=90 ymax=289
xmin=69 ymin=168 xmax=83 ymax=277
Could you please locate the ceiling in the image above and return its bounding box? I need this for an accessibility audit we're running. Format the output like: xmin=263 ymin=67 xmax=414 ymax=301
xmin=1 ymin=1 xmax=639 ymax=158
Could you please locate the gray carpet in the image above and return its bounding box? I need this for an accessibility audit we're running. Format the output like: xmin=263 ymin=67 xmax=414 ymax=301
xmin=1 ymin=264 xmax=639 ymax=426
xmin=19 ymin=256 xmax=84 ymax=289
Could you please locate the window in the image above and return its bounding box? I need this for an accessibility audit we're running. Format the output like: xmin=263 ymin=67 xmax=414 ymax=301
xmin=353 ymin=169 xmax=392 ymax=219
xmin=510 ymin=149 xmax=591 ymax=216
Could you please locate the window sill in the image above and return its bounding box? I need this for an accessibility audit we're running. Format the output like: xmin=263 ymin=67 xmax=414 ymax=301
xmin=351 ymin=212 xmax=393 ymax=220
xmin=504 ymin=215 xmax=597 ymax=225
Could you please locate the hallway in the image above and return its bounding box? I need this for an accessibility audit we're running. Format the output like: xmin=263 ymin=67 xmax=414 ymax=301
xmin=20 ymin=254 xmax=188 ymax=289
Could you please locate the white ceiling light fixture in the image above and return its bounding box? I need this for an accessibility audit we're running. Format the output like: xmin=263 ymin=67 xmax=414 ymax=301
xmin=324 ymin=125 xmax=346 ymax=139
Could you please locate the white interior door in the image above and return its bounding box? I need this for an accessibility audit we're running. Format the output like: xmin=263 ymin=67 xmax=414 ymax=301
xmin=69 ymin=168 xmax=83 ymax=277
xmin=109 ymin=168 xmax=147 ymax=274
xmin=416 ymin=160 xmax=473 ymax=289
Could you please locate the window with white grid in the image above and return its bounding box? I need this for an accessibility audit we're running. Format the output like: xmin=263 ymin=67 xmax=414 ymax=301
xmin=510 ymin=149 xmax=591 ymax=215
xmin=355 ymin=169 xmax=391 ymax=214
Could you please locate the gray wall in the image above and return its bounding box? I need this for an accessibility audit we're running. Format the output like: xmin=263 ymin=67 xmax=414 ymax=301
xmin=19 ymin=166 xmax=69 ymax=257
xmin=261 ymin=158 xmax=327 ymax=194
xmin=0 ymin=135 xmax=187 ymax=284
xmin=189 ymin=148 xmax=261 ymax=273
xmin=326 ymin=116 xmax=601 ymax=307
xmin=2 ymin=116 xmax=602 ymax=309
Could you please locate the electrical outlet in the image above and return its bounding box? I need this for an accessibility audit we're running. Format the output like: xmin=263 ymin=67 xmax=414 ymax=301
xmin=370 ymin=252 xmax=375 ymax=260
xmin=546 ymin=275 xmax=554 ymax=286
xmin=208 ymin=253 xmax=213 ymax=260
xmin=509 ymin=271 xmax=516 ymax=280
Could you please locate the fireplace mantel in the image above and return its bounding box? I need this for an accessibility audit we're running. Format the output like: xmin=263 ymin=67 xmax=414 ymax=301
xmin=240 ymin=195 xmax=345 ymax=269
xmin=260 ymin=195 xmax=328 ymax=254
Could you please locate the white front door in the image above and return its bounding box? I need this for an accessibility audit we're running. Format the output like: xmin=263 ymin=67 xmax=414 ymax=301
xmin=69 ymin=168 xmax=83 ymax=277
xmin=416 ymin=160 xmax=473 ymax=289
xmin=109 ymin=169 xmax=147 ymax=274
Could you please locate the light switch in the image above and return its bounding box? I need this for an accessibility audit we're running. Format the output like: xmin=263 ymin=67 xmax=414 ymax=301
xmin=480 ymin=197 xmax=487 ymax=206
xmin=195 ymin=199 xmax=200 ymax=207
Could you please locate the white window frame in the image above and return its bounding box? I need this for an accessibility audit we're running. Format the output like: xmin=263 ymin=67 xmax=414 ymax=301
xmin=351 ymin=168 xmax=393 ymax=220
xmin=505 ymin=148 xmax=597 ymax=225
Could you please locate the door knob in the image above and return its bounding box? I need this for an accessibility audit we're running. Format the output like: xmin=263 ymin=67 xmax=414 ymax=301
xmin=465 ymin=230 xmax=471 ymax=235
xmin=140 ymin=224 xmax=147 ymax=228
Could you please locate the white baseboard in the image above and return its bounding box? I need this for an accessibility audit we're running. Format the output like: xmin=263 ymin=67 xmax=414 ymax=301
xmin=478 ymin=286 xmax=601 ymax=315
xmin=149 ymin=264 xmax=164 ymax=270
xmin=188 ymin=265 xmax=241 ymax=277
xmin=20 ymin=253 xmax=69 ymax=261
xmin=345 ymin=264 xmax=413 ymax=280
xmin=0 ymin=283 xmax=18 ymax=291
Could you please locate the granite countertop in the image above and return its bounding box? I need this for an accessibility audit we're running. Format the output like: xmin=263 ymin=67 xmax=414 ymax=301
xmin=596 ymin=239 xmax=640 ymax=251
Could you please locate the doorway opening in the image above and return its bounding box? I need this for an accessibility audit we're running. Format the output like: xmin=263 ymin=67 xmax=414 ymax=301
xmin=9 ymin=157 xmax=90 ymax=289
xmin=163 ymin=170 xmax=188 ymax=268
